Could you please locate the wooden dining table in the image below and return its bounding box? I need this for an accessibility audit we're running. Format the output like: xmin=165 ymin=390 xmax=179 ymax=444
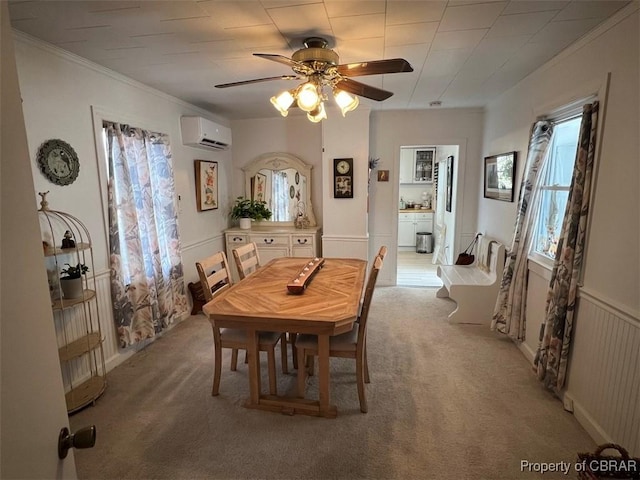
xmin=203 ymin=256 xmax=367 ymax=418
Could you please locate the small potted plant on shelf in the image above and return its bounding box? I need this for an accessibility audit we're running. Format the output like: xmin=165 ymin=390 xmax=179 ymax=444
xmin=60 ymin=263 xmax=89 ymax=299
xmin=230 ymin=196 xmax=272 ymax=229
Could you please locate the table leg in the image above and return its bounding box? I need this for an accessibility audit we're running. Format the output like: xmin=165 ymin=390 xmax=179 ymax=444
xmin=317 ymin=334 xmax=330 ymax=415
xmin=246 ymin=328 xmax=261 ymax=405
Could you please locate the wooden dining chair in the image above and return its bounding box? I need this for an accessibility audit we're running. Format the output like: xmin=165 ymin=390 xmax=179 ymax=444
xmin=196 ymin=251 xmax=284 ymax=396
xmin=295 ymin=255 xmax=383 ymax=413
xmin=232 ymin=243 xmax=291 ymax=370
xmin=376 ymin=245 xmax=388 ymax=262
xmin=232 ymin=242 xmax=261 ymax=280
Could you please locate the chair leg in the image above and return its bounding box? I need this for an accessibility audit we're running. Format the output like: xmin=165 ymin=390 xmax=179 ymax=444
xmin=296 ymin=348 xmax=307 ymax=398
xmin=356 ymin=352 xmax=367 ymax=413
xmin=364 ymin=343 xmax=370 ymax=384
xmin=308 ymin=355 xmax=315 ymax=376
xmin=230 ymin=348 xmax=239 ymax=371
xmin=212 ymin=343 xmax=222 ymax=396
xmin=267 ymin=348 xmax=277 ymax=396
xmin=280 ymin=334 xmax=288 ymax=374
xmin=290 ymin=333 xmax=298 ymax=370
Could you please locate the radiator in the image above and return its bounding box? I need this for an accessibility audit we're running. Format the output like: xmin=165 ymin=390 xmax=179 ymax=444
xmin=566 ymin=288 xmax=640 ymax=456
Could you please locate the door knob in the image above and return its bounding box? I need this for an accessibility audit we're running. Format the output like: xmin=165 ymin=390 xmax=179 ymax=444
xmin=58 ymin=425 xmax=96 ymax=459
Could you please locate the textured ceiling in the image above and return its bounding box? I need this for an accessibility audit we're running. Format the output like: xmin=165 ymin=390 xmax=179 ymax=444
xmin=9 ymin=0 xmax=631 ymax=119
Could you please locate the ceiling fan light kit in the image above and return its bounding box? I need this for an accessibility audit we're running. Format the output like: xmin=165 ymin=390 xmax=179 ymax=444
xmin=216 ymin=37 xmax=413 ymax=123
xmin=333 ymin=89 xmax=359 ymax=117
xmin=270 ymin=90 xmax=295 ymax=117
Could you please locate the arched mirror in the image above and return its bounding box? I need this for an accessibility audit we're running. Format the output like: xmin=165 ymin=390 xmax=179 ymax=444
xmin=244 ymin=152 xmax=317 ymax=227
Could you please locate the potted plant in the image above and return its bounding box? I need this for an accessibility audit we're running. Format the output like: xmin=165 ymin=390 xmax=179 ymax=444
xmin=60 ymin=263 xmax=89 ymax=299
xmin=230 ymin=196 xmax=272 ymax=229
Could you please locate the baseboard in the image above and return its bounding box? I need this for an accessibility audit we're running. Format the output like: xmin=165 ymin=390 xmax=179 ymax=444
xmin=518 ymin=340 xmax=536 ymax=364
xmin=566 ymin=392 xmax=613 ymax=446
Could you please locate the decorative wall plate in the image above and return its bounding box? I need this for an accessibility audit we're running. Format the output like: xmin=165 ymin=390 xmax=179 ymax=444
xmin=37 ymin=139 xmax=80 ymax=186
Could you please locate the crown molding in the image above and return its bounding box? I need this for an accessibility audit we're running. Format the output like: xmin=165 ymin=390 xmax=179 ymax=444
xmin=12 ymin=29 xmax=228 ymax=125
xmin=542 ymin=1 xmax=639 ymax=73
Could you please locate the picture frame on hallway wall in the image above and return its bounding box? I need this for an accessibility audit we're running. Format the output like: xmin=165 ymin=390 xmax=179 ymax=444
xmin=446 ymin=155 xmax=454 ymax=212
xmin=195 ymin=160 xmax=218 ymax=211
xmin=484 ymin=152 xmax=517 ymax=202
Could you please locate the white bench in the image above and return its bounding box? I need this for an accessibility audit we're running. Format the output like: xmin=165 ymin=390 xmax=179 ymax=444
xmin=436 ymin=238 xmax=506 ymax=325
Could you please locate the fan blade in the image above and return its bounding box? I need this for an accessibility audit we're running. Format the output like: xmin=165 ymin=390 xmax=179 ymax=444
xmin=215 ymin=75 xmax=299 ymax=88
xmin=337 ymin=58 xmax=413 ymax=77
xmin=336 ymin=78 xmax=393 ymax=101
xmin=253 ymin=53 xmax=306 ymax=69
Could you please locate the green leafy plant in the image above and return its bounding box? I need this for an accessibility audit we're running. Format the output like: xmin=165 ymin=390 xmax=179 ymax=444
xmin=61 ymin=263 xmax=89 ymax=279
xmin=230 ymin=196 xmax=272 ymax=221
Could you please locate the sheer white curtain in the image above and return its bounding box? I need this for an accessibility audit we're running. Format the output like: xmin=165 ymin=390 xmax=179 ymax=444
xmin=271 ymin=171 xmax=289 ymax=221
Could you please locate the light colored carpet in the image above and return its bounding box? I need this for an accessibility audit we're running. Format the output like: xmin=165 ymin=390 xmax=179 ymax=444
xmin=70 ymin=287 xmax=595 ymax=479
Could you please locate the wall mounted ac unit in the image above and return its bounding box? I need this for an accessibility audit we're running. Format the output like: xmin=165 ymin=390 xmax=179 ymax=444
xmin=180 ymin=116 xmax=232 ymax=151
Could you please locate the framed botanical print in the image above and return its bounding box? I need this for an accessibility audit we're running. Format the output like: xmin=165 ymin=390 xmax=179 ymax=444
xmin=484 ymin=151 xmax=517 ymax=202
xmin=333 ymin=158 xmax=353 ymax=198
xmin=195 ymin=160 xmax=218 ymax=211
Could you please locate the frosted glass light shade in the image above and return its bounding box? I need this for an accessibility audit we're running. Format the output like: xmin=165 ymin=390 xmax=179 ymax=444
xmin=334 ymin=89 xmax=359 ymax=116
xmin=270 ymin=91 xmax=295 ymax=117
xmin=306 ymin=102 xmax=327 ymax=123
xmin=297 ymin=83 xmax=321 ymax=112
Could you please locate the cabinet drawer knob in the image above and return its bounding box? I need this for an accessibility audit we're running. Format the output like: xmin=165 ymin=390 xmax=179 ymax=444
xmin=263 ymin=238 xmax=274 ymax=244
xmin=297 ymin=238 xmax=308 ymax=244
xmin=233 ymin=236 xmax=243 ymax=242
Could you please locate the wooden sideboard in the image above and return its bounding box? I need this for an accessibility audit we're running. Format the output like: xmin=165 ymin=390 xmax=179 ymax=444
xmin=225 ymin=225 xmax=322 ymax=282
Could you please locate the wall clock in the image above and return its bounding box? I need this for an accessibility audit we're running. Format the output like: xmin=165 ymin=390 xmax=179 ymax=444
xmin=37 ymin=139 xmax=80 ymax=186
xmin=333 ymin=158 xmax=353 ymax=199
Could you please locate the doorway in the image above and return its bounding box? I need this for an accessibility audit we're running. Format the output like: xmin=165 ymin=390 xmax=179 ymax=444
xmin=396 ymin=144 xmax=459 ymax=287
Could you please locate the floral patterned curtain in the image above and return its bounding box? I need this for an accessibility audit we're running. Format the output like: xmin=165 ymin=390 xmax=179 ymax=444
xmin=105 ymin=122 xmax=187 ymax=347
xmin=534 ymin=102 xmax=599 ymax=391
xmin=491 ymin=121 xmax=554 ymax=340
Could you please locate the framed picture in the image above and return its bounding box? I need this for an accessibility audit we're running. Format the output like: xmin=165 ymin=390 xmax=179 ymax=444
xmin=194 ymin=160 xmax=218 ymax=211
xmin=446 ymin=155 xmax=454 ymax=212
xmin=253 ymin=171 xmax=267 ymax=202
xmin=377 ymin=170 xmax=389 ymax=182
xmin=333 ymin=158 xmax=353 ymax=198
xmin=484 ymin=151 xmax=517 ymax=202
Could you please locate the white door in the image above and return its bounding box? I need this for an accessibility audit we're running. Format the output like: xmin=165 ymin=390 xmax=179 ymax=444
xmin=1 ymin=10 xmax=77 ymax=477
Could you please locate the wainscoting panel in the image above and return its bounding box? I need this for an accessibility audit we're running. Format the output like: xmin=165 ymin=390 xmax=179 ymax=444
xmin=53 ymin=271 xmax=119 ymax=392
xmin=322 ymin=235 xmax=369 ymax=260
xmin=53 ymin=240 xmax=215 ymax=392
xmin=566 ymin=288 xmax=639 ymax=456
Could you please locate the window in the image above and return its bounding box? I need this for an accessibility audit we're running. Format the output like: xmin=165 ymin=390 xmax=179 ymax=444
xmin=532 ymin=116 xmax=582 ymax=261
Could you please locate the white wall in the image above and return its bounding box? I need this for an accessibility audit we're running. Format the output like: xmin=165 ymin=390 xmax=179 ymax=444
xmin=14 ymin=33 xmax=231 ymax=370
xmin=322 ymin=107 xmax=371 ymax=259
xmin=230 ymin=115 xmax=322 ymax=221
xmin=481 ymin=5 xmax=639 ymax=455
xmin=15 ymin=33 xmax=232 ymax=286
xmin=369 ymin=109 xmax=484 ymax=285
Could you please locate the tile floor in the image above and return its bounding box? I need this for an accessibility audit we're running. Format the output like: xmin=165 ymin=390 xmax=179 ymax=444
xmin=396 ymin=250 xmax=443 ymax=287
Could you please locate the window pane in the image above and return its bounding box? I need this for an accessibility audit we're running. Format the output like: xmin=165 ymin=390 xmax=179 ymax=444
xmin=534 ymin=189 xmax=569 ymax=259
xmin=532 ymin=114 xmax=581 ymax=261
xmin=545 ymin=117 xmax=580 ymax=186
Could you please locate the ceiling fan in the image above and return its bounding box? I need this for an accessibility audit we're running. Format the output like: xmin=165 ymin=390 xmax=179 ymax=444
xmin=215 ymin=37 xmax=414 ymax=121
